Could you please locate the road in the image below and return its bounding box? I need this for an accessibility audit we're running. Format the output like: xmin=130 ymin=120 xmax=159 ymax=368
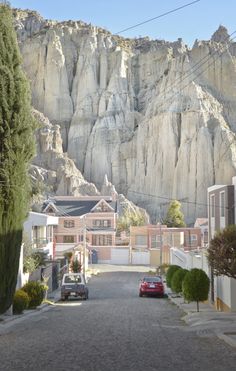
xmin=0 ymin=269 xmax=236 ymax=371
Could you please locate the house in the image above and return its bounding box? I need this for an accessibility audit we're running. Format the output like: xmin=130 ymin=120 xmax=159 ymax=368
xmin=130 ymin=224 xmax=202 ymax=267
xmin=23 ymin=211 xmax=59 ymax=258
xmin=208 ymin=179 xmax=236 ymax=312
xmin=194 ymin=218 xmax=208 ymax=247
xmin=43 ymin=196 xmax=118 ymax=264
xmin=17 ymin=212 xmax=59 ymax=289
xmin=208 ymin=184 xmax=234 ymax=241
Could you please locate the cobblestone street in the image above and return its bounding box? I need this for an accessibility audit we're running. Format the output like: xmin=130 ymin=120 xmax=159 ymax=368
xmin=0 ymin=269 xmax=236 ymax=371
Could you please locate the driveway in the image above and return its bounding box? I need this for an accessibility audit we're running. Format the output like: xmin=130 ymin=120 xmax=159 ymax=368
xmin=0 ymin=268 xmax=235 ymax=371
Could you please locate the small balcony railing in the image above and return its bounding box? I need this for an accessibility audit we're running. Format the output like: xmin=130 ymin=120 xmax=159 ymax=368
xmin=33 ymin=238 xmax=52 ymax=248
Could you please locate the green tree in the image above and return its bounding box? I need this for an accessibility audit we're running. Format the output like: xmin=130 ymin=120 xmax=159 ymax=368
xmin=182 ymin=268 xmax=210 ymax=312
xmin=171 ymin=268 xmax=188 ymax=294
xmin=117 ymin=207 xmax=146 ymax=233
xmin=163 ymin=200 xmax=186 ymax=227
xmin=166 ymin=265 xmax=181 ymax=288
xmin=70 ymin=259 xmax=82 ymax=273
xmin=208 ymin=225 xmax=236 ymax=279
xmin=0 ymin=4 xmax=35 ymax=314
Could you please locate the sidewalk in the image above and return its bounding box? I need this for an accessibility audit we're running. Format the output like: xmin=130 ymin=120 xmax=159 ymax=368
xmin=168 ymin=292 xmax=236 ymax=348
xmin=0 ymin=288 xmax=61 ymax=331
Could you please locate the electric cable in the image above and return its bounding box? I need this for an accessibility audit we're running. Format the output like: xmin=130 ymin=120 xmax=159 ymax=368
xmin=115 ymin=0 xmax=200 ymax=35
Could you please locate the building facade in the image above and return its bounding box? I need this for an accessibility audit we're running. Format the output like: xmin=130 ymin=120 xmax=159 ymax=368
xmin=208 ymin=180 xmax=236 ymax=311
xmin=130 ymin=224 xmax=202 ymax=267
xmin=43 ymin=196 xmax=118 ymax=263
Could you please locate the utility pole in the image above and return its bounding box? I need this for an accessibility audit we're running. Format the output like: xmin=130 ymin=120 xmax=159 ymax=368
xmin=83 ymin=216 xmax=86 ymax=279
xmin=159 ymin=222 xmax=163 ymax=275
xmin=158 ymin=206 xmax=163 ymax=275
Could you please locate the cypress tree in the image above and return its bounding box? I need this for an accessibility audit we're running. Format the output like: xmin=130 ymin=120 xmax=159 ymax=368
xmin=0 ymin=3 xmax=35 ymax=314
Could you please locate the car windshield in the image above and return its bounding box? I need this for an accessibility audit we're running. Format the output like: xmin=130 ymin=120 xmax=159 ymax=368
xmin=64 ymin=275 xmax=82 ymax=284
xmin=143 ymin=277 xmax=162 ymax=283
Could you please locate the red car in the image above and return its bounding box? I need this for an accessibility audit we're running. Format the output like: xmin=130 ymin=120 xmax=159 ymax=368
xmin=139 ymin=276 xmax=164 ymax=297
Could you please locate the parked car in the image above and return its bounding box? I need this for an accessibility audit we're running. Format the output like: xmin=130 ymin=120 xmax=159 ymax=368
xmin=61 ymin=273 xmax=89 ymax=301
xmin=139 ymin=276 xmax=164 ymax=298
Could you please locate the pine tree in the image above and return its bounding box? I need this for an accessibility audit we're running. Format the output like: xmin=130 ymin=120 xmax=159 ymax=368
xmin=163 ymin=200 xmax=186 ymax=227
xmin=0 ymin=3 xmax=35 ymax=314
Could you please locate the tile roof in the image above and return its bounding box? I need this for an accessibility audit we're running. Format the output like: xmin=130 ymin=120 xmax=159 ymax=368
xmin=43 ymin=198 xmax=117 ymax=217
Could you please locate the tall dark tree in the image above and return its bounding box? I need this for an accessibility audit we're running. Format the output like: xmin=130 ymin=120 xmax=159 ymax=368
xmin=208 ymin=225 xmax=236 ymax=279
xmin=0 ymin=3 xmax=35 ymax=314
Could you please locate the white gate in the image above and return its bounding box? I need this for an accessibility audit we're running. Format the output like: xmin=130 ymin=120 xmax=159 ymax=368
xmin=132 ymin=251 xmax=150 ymax=265
xmin=111 ymin=248 xmax=130 ymax=264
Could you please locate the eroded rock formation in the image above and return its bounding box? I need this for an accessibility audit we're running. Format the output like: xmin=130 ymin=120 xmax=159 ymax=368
xmin=14 ymin=9 xmax=236 ymax=223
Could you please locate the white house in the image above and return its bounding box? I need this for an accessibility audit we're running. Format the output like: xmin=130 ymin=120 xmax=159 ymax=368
xmin=23 ymin=212 xmax=59 ymax=258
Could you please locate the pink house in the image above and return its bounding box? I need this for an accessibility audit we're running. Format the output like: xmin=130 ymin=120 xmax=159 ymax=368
xmin=43 ymin=196 xmax=117 ymax=263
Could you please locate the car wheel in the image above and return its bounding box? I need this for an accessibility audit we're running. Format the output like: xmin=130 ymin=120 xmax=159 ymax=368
xmin=139 ymin=292 xmax=143 ymax=297
xmin=61 ymin=297 xmax=65 ymax=301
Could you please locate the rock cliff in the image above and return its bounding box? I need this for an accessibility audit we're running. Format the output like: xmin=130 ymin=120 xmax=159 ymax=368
xmin=14 ymin=9 xmax=236 ymax=223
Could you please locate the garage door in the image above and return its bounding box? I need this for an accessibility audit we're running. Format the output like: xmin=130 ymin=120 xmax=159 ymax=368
xmin=132 ymin=251 xmax=150 ymax=265
xmin=111 ymin=248 xmax=130 ymax=264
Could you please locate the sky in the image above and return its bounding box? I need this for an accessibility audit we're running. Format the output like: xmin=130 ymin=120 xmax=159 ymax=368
xmin=9 ymin=0 xmax=236 ymax=47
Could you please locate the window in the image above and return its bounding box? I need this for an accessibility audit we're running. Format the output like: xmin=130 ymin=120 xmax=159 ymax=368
xmin=190 ymin=234 xmax=197 ymax=246
xmin=92 ymin=235 xmax=112 ymax=246
xmin=47 ymin=207 xmax=55 ymax=213
xmin=220 ymin=191 xmax=225 ymax=217
xmin=64 ymin=220 xmax=75 ymax=228
xmin=64 ymin=275 xmax=81 ymax=283
xmin=135 ymin=235 xmax=147 ymax=246
xmin=151 ymin=235 xmax=161 ymax=248
xmin=94 ymin=201 xmax=110 ymax=212
xmin=78 ymin=235 xmax=83 ymax=242
xmin=210 ymin=194 xmax=215 ymax=218
xmin=92 ymin=220 xmax=111 ymax=228
xmin=63 ymin=235 xmax=75 ymax=243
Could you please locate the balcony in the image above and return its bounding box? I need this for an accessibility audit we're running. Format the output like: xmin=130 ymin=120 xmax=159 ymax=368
xmin=33 ymin=238 xmax=52 ymax=249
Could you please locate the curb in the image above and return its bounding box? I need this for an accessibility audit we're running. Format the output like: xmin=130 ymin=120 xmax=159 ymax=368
xmin=0 ymin=290 xmax=61 ymax=331
xmin=167 ymin=294 xmax=236 ymax=348
xmin=217 ymin=332 xmax=236 ymax=347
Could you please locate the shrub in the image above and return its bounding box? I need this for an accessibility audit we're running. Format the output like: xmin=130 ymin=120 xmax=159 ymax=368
xmin=13 ymin=290 xmax=30 ymax=314
xmin=171 ymin=268 xmax=189 ymax=293
xmin=22 ymin=281 xmax=47 ymax=309
xmin=166 ymin=265 xmax=181 ymax=288
xmin=71 ymin=259 xmax=82 ymax=273
xmin=182 ymin=268 xmax=210 ymax=312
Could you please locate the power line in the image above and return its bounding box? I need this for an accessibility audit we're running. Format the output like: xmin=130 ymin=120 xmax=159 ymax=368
xmin=152 ymin=32 xmax=236 ymax=113
xmin=115 ymin=0 xmax=200 ymax=35
xmin=138 ymin=32 xmax=236 ymax=118
xmin=128 ymin=189 xmax=229 ymax=210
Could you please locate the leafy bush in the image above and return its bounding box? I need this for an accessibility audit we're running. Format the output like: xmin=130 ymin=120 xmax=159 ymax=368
xmin=182 ymin=268 xmax=210 ymax=312
xmin=166 ymin=265 xmax=181 ymax=288
xmin=208 ymin=224 xmax=236 ymax=279
xmin=171 ymin=268 xmax=189 ymax=293
xmin=13 ymin=290 xmax=30 ymax=314
xmin=22 ymin=281 xmax=47 ymax=309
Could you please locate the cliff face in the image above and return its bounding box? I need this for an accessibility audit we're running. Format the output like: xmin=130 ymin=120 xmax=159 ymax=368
xmin=14 ymin=10 xmax=236 ymax=222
